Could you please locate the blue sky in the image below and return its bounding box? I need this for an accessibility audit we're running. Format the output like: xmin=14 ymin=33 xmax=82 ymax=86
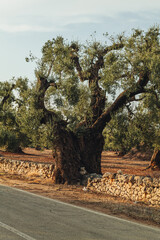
xmin=0 ymin=0 xmax=160 ymax=82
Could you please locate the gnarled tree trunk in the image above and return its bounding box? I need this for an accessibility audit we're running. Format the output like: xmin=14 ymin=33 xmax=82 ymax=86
xmin=52 ymin=123 xmax=81 ymax=184
xmin=52 ymin=123 xmax=104 ymax=184
xmin=78 ymin=130 xmax=104 ymax=174
xmin=149 ymin=149 xmax=160 ymax=170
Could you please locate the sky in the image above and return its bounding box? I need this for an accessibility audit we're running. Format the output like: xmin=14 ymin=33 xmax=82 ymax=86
xmin=0 ymin=0 xmax=160 ymax=82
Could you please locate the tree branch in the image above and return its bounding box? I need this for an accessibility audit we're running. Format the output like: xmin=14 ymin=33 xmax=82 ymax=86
xmin=71 ymin=55 xmax=87 ymax=82
xmin=91 ymin=69 xmax=150 ymax=132
xmin=36 ymin=75 xmax=67 ymax=126
xmin=128 ymin=95 xmax=146 ymax=102
xmin=46 ymin=60 xmax=54 ymax=78
xmin=1 ymin=84 xmax=15 ymax=107
xmin=102 ymin=43 xmax=124 ymax=55
xmin=71 ymin=42 xmax=124 ymax=82
xmin=88 ymin=43 xmax=124 ymax=81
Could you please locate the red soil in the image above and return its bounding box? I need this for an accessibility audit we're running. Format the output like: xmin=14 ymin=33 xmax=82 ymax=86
xmin=0 ymin=148 xmax=159 ymax=178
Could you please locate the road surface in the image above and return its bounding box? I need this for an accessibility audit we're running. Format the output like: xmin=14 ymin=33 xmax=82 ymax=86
xmin=0 ymin=184 xmax=160 ymax=240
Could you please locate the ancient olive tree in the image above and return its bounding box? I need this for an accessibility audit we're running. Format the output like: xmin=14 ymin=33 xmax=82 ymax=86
xmin=31 ymin=27 xmax=160 ymax=183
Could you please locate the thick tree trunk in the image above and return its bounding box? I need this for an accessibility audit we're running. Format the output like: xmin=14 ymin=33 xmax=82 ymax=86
xmin=149 ymin=149 xmax=160 ymax=170
xmin=52 ymin=124 xmax=104 ymax=183
xmin=52 ymin=123 xmax=81 ymax=184
xmin=78 ymin=130 xmax=104 ymax=174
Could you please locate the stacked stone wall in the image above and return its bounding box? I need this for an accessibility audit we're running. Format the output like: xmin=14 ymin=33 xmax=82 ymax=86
xmin=1 ymin=157 xmax=160 ymax=207
xmin=87 ymin=171 xmax=160 ymax=207
xmin=0 ymin=157 xmax=54 ymax=179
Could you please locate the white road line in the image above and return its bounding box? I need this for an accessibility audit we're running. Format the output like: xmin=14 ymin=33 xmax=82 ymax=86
xmin=0 ymin=221 xmax=36 ymax=240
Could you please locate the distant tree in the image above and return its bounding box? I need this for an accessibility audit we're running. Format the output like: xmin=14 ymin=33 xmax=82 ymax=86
xmin=0 ymin=79 xmax=24 ymax=152
xmin=103 ymin=104 xmax=157 ymax=155
xmin=103 ymin=108 xmax=140 ymax=154
xmin=138 ymin=88 xmax=160 ymax=169
xmin=0 ymin=78 xmax=32 ymax=152
xmin=27 ymin=27 xmax=160 ymax=183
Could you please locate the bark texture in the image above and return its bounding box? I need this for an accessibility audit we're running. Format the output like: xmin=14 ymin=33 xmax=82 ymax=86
xmin=78 ymin=130 xmax=104 ymax=174
xmin=149 ymin=149 xmax=160 ymax=170
xmin=52 ymin=123 xmax=81 ymax=184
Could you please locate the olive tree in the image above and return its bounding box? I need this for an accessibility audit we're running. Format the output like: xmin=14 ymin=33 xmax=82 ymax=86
xmin=30 ymin=27 xmax=160 ymax=183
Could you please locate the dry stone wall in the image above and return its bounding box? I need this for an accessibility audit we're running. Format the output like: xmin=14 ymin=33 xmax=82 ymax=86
xmin=0 ymin=157 xmax=54 ymax=179
xmin=1 ymin=157 xmax=160 ymax=207
xmin=87 ymin=171 xmax=160 ymax=207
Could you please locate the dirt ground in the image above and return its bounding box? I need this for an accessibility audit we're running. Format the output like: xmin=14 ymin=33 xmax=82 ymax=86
xmin=0 ymin=148 xmax=160 ymax=228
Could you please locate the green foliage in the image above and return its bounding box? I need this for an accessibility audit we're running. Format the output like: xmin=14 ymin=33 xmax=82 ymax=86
xmin=103 ymin=102 xmax=160 ymax=153
xmin=0 ymin=79 xmax=30 ymax=152
xmin=0 ymin=128 xmax=27 ymax=152
xmin=1 ymin=26 xmax=160 ymax=153
xmin=103 ymin=109 xmax=140 ymax=153
xmin=33 ymin=27 xmax=160 ymax=121
xmin=0 ymin=78 xmax=42 ymax=151
xmin=14 ymin=83 xmax=51 ymax=150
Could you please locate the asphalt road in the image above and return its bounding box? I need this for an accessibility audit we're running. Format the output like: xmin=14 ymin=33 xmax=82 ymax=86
xmin=0 ymin=184 xmax=160 ymax=240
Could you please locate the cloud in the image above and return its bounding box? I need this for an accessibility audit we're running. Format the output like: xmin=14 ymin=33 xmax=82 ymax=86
xmin=0 ymin=10 xmax=159 ymax=35
xmin=0 ymin=0 xmax=160 ymax=34
xmin=0 ymin=12 xmax=99 ymax=33
xmin=0 ymin=0 xmax=160 ymax=83
xmin=0 ymin=24 xmax=61 ymax=33
xmin=60 ymin=10 xmax=160 ymax=41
